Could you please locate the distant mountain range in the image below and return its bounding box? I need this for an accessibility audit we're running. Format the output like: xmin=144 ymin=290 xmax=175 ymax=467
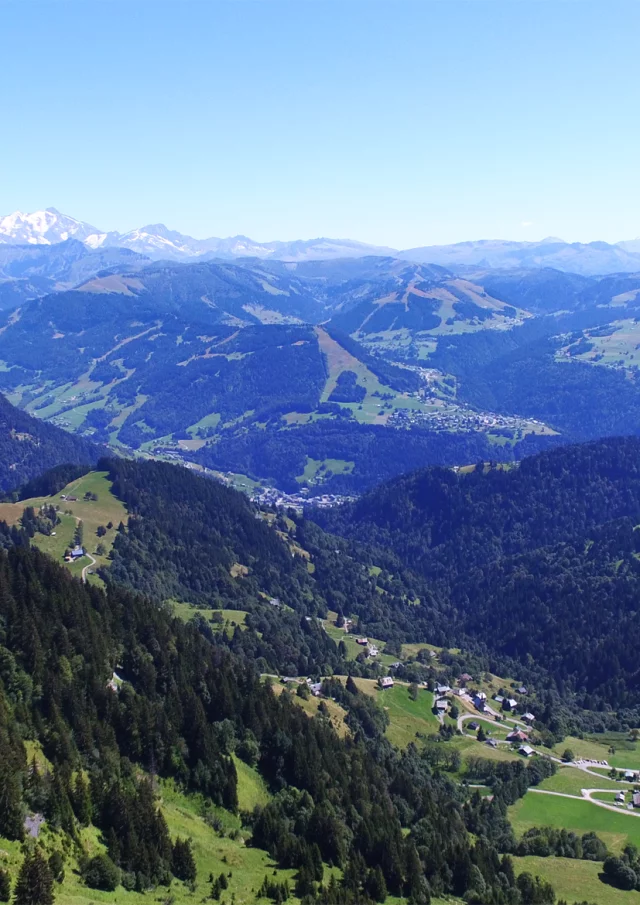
xmin=2 ymin=207 xmax=640 ymax=275
xmin=0 ymin=207 xmax=395 ymax=264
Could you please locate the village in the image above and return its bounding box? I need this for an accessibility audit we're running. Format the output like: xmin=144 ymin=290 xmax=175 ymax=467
xmin=388 ymin=404 xmax=543 ymax=436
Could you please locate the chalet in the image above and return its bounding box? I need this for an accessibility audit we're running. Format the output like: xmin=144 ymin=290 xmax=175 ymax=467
xmin=616 ymin=791 xmax=626 ymax=803
xmin=70 ymin=545 xmax=84 ymax=559
xmin=486 ymin=739 xmax=498 ymax=748
xmin=519 ymin=745 xmax=534 ymax=757
xmin=309 ymin=682 xmax=323 ymax=697
xmin=459 ymin=673 xmax=473 ymax=684
xmin=468 ymin=721 xmax=479 ymax=731
xmin=624 ymin=770 xmax=637 ymax=782
xmin=379 ymin=676 xmax=394 ymax=689
xmin=356 ymin=638 xmax=369 ymax=646
xmin=269 ymin=597 xmax=282 ymax=608
xmin=428 ymin=650 xmax=437 ymax=659
xmin=517 ymin=686 xmax=528 ymax=695
xmin=474 ymin=691 xmax=487 ymax=711
xmin=633 ymin=792 xmax=640 ymax=808
xmin=506 ymin=729 xmax=528 ymax=743
xmin=390 ymin=661 xmax=402 ymax=669
xmin=504 ymin=698 xmax=518 ymax=711
xmin=436 ymin=684 xmax=451 ymax=696
xmin=368 ymin=646 xmax=379 ymax=657
xmin=522 ymin=712 xmax=536 ymax=724
xmin=66 ymin=496 xmax=78 ymax=502
xmin=493 ymin=695 xmax=505 ymax=704
xmin=435 ymin=699 xmax=448 ymax=712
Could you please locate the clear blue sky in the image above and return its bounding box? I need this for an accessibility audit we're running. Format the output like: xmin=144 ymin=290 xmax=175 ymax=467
xmin=2 ymin=0 xmax=639 ymax=247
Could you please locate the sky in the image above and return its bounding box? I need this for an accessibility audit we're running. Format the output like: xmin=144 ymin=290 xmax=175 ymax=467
xmin=1 ymin=0 xmax=639 ymax=247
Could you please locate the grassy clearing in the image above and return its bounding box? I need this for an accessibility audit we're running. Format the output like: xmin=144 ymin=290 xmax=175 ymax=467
xmin=509 ymin=791 xmax=640 ymax=853
xmin=270 ymin=682 xmax=349 ymax=738
xmin=322 ymin=616 xmax=398 ymax=667
xmin=297 ymin=457 xmax=354 ymax=484
xmin=453 ymin=735 xmax=520 ymax=764
xmin=0 ymin=471 xmax=127 ymax=587
xmin=232 ymin=755 xmax=270 ymax=810
xmin=536 ymin=767 xmax=622 ymax=796
xmin=171 ymin=603 xmax=249 ymax=636
xmin=513 ymin=855 xmax=640 ymax=905
xmin=379 ymin=685 xmax=440 ymax=747
xmin=334 ymin=677 xmax=440 ymax=747
xmin=552 ymin=734 xmax=640 ymax=770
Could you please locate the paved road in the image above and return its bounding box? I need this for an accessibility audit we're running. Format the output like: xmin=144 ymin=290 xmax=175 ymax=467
xmin=82 ymin=553 xmax=96 ymax=583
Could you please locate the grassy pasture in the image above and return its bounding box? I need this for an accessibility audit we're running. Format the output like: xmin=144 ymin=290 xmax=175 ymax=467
xmin=509 ymin=791 xmax=640 ymax=853
xmin=552 ymin=734 xmax=640 ymax=770
xmin=0 ymin=470 xmax=127 ymax=586
xmin=513 ymin=855 xmax=640 ymax=905
xmin=536 ymin=767 xmax=622 ymax=796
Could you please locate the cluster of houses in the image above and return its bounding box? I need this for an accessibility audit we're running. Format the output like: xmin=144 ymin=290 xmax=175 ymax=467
xmin=355 ymin=638 xmax=379 ymax=658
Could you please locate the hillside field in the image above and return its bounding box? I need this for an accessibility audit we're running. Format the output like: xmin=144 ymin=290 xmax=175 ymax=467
xmin=509 ymin=791 xmax=640 ymax=854
xmin=0 ymin=470 xmax=127 ymax=584
xmin=513 ymin=855 xmax=640 ymax=905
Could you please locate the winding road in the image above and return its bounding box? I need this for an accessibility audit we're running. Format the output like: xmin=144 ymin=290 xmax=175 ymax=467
xmin=81 ymin=552 xmax=96 ymax=583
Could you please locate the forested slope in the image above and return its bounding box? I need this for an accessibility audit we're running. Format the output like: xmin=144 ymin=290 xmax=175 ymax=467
xmin=317 ymin=437 xmax=640 ymax=712
xmin=0 ymin=393 xmax=100 ymax=493
xmin=0 ymin=525 xmax=545 ymax=905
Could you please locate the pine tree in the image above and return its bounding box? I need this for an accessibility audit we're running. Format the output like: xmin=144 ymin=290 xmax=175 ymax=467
xmin=72 ymin=773 xmax=92 ymax=827
xmin=172 ymin=838 xmax=196 ymax=883
xmin=14 ymin=847 xmax=55 ymax=905
xmin=365 ymin=866 xmax=387 ymax=903
xmin=0 ymin=767 xmax=24 ymax=840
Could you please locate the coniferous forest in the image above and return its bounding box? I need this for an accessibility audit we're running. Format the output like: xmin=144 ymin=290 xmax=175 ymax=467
xmin=2 ymin=438 xmax=640 ymax=905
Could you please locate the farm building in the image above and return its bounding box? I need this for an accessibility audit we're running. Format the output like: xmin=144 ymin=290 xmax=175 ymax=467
xmin=378 ymin=676 xmax=394 ymax=689
xmin=519 ymin=745 xmax=534 ymax=757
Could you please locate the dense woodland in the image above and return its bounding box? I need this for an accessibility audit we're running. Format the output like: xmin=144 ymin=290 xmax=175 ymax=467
xmin=0 ymin=528 xmax=561 ymax=905
xmin=317 ymin=436 xmax=640 ymax=718
xmin=0 ymin=395 xmax=99 ymax=494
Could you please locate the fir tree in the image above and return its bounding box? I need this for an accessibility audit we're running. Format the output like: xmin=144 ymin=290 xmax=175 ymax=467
xmin=14 ymin=847 xmax=54 ymax=905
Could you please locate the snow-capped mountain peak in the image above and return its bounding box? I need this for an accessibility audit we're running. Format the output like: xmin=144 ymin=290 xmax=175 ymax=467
xmin=0 ymin=207 xmax=398 ymax=262
xmin=0 ymin=208 xmax=100 ymax=246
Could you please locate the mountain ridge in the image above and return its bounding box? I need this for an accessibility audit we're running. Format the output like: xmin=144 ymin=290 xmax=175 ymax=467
xmin=4 ymin=207 xmax=640 ymax=273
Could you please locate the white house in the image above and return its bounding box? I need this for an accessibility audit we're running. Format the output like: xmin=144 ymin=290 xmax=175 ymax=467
xmin=379 ymin=676 xmax=394 ymax=689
